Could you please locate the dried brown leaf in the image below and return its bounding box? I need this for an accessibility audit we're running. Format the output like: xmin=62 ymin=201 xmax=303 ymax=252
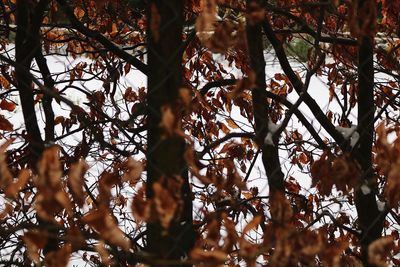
xmin=96 ymin=241 xmax=110 ymax=265
xmin=131 ymin=186 xmax=151 ymax=223
xmin=368 ymin=236 xmax=394 ymax=267
xmin=122 ymin=158 xmax=143 ymax=185
xmin=242 ymin=215 xmax=261 ymax=235
xmin=0 ymin=147 xmax=13 ymax=190
xmin=68 ymin=160 xmax=88 ymax=207
xmin=191 ymin=248 xmax=228 ymax=263
xmin=159 ymin=105 xmax=176 ymax=135
xmin=83 ymin=207 xmax=131 ymax=251
xmin=74 ymin=7 xmax=85 ymax=19
xmin=195 ymin=0 xmax=217 ymax=43
xmin=5 ymin=169 xmax=30 ymax=199
xmin=23 ymin=230 xmax=48 ymax=264
xmin=153 ymin=182 xmax=178 ymax=228
xmin=0 ymin=115 xmax=13 ymax=131
xmin=179 ymin=87 xmax=192 ymax=107
xmin=0 ymin=99 xmax=16 ymax=111
xmin=44 ymin=244 xmax=72 ymax=267
xmin=0 ymin=202 xmax=13 ymax=220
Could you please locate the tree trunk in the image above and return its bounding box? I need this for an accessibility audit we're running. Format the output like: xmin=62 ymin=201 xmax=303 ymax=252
xmin=16 ymin=0 xmax=59 ymax=256
xmin=15 ymin=0 xmax=45 ymax=166
xmin=146 ymin=1 xmax=194 ymax=266
xmin=246 ymin=2 xmax=285 ymax=196
xmin=354 ymin=1 xmax=384 ymax=266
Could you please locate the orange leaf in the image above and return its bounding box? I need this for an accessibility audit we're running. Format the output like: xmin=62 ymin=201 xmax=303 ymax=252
xmin=0 ymin=99 xmax=16 ymax=111
xmin=122 ymin=158 xmax=143 ymax=186
xmin=159 ymin=105 xmax=175 ymax=135
xmin=68 ymin=160 xmax=88 ymax=207
xmin=23 ymin=230 xmax=48 ymax=264
xmin=191 ymin=248 xmax=227 ymax=262
xmin=54 ymin=116 xmax=65 ymax=125
xmin=110 ymin=23 xmax=118 ymax=37
xmin=44 ymin=244 xmax=72 ymax=267
xmin=243 ymin=215 xmax=262 ymax=235
xmin=226 ymin=119 xmax=238 ymax=129
xmin=5 ymin=169 xmax=30 ymax=199
xmin=74 ymin=7 xmax=85 ymax=19
xmin=0 ymin=115 xmax=13 ymax=131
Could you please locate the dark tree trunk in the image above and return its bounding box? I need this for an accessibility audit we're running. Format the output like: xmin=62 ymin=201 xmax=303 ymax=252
xmin=354 ymin=1 xmax=384 ymax=266
xmin=16 ymin=0 xmax=59 ymax=256
xmin=146 ymin=1 xmax=194 ymax=266
xmin=35 ymin=50 xmax=55 ymax=143
xmin=15 ymin=0 xmax=45 ymax=166
xmin=246 ymin=2 xmax=285 ymax=196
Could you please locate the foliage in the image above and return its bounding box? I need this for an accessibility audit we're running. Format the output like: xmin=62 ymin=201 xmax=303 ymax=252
xmin=285 ymin=36 xmax=313 ymax=62
xmin=0 ymin=0 xmax=399 ymax=266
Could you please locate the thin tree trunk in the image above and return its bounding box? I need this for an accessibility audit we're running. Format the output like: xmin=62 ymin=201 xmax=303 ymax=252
xmin=15 ymin=0 xmax=45 ymax=166
xmin=246 ymin=2 xmax=285 ymax=196
xmin=16 ymin=0 xmax=59 ymax=256
xmin=354 ymin=1 xmax=384 ymax=266
xmin=146 ymin=1 xmax=194 ymax=266
xmin=35 ymin=50 xmax=55 ymax=143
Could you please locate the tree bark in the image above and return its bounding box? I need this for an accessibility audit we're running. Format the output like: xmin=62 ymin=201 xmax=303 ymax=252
xmin=246 ymin=2 xmax=285 ymax=195
xmin=16 ymin=0 xmax=60 ymax=256
xmin=146 ymin=1 xmax=194 ymax=266
xmin=35 ymin=50 xmax=55 ymax=143
xmin=15 ymin=0 xmax=46 ymax=166
xmin=354 ymin=1 xmax=384 ymax=266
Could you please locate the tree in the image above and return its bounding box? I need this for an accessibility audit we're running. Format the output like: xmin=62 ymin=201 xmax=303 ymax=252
xmin=146 ymin=1 xmax=195 ymax=264
xmin=0 ymin=0 xmax=399 ymax=266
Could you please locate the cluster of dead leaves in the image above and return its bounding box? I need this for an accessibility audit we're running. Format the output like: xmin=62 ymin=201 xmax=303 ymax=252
xmin=132 ymin=176 xmax=183 ymax=229
xmin=23 ymin=230 xmax=72 ymax=266
xmin=82 ymin=206 xmax=131 ymax=251
xmin=348 ymin=0 xmax=377 ymax=38
xmin=0 ymin=139 xmax=30 ymax=199
xmin=34 ymin=146 xmax=73 ymax=222
xmin=195 ymin=0 xmax=247 ymax=54
xmin=368 ymin=236 xmax=395 ymax=267
xmin=191 ymin=213 xmax=237 ymax=265
xmin=263 ymin=221 xmax=356 ymax=267
xmin=311 ymin=152 xmax=360 ymax=196
xmin=375 ymin=122 xmax=400 ymax=208
xmin=191 ymin=193 xmax=356 ymax=267
xmin=0 ymin=142 xmax=144 ymax=264
xmin=186 ymin=145 xmax=247 ymax=197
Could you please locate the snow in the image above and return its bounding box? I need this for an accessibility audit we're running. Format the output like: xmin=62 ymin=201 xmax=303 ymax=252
xmin=336 ymin=125 xmax=357 ymax=139
xmin=336 ymin=125 xmax=360 ymax=148
xmin=377 ymin=200 xmax=386 ymax=212
xmin=350 ymin=131 xmax=360 ymax=148
xmin=263 ymin=132 xmax=274 ymax=146
xmin=262 ymin=119 xmax=281 ymax=146
xmin=267 ymin=119 xmax=280 ymax=133
xmin=360 ymin=184 xmax=371 ymax=195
